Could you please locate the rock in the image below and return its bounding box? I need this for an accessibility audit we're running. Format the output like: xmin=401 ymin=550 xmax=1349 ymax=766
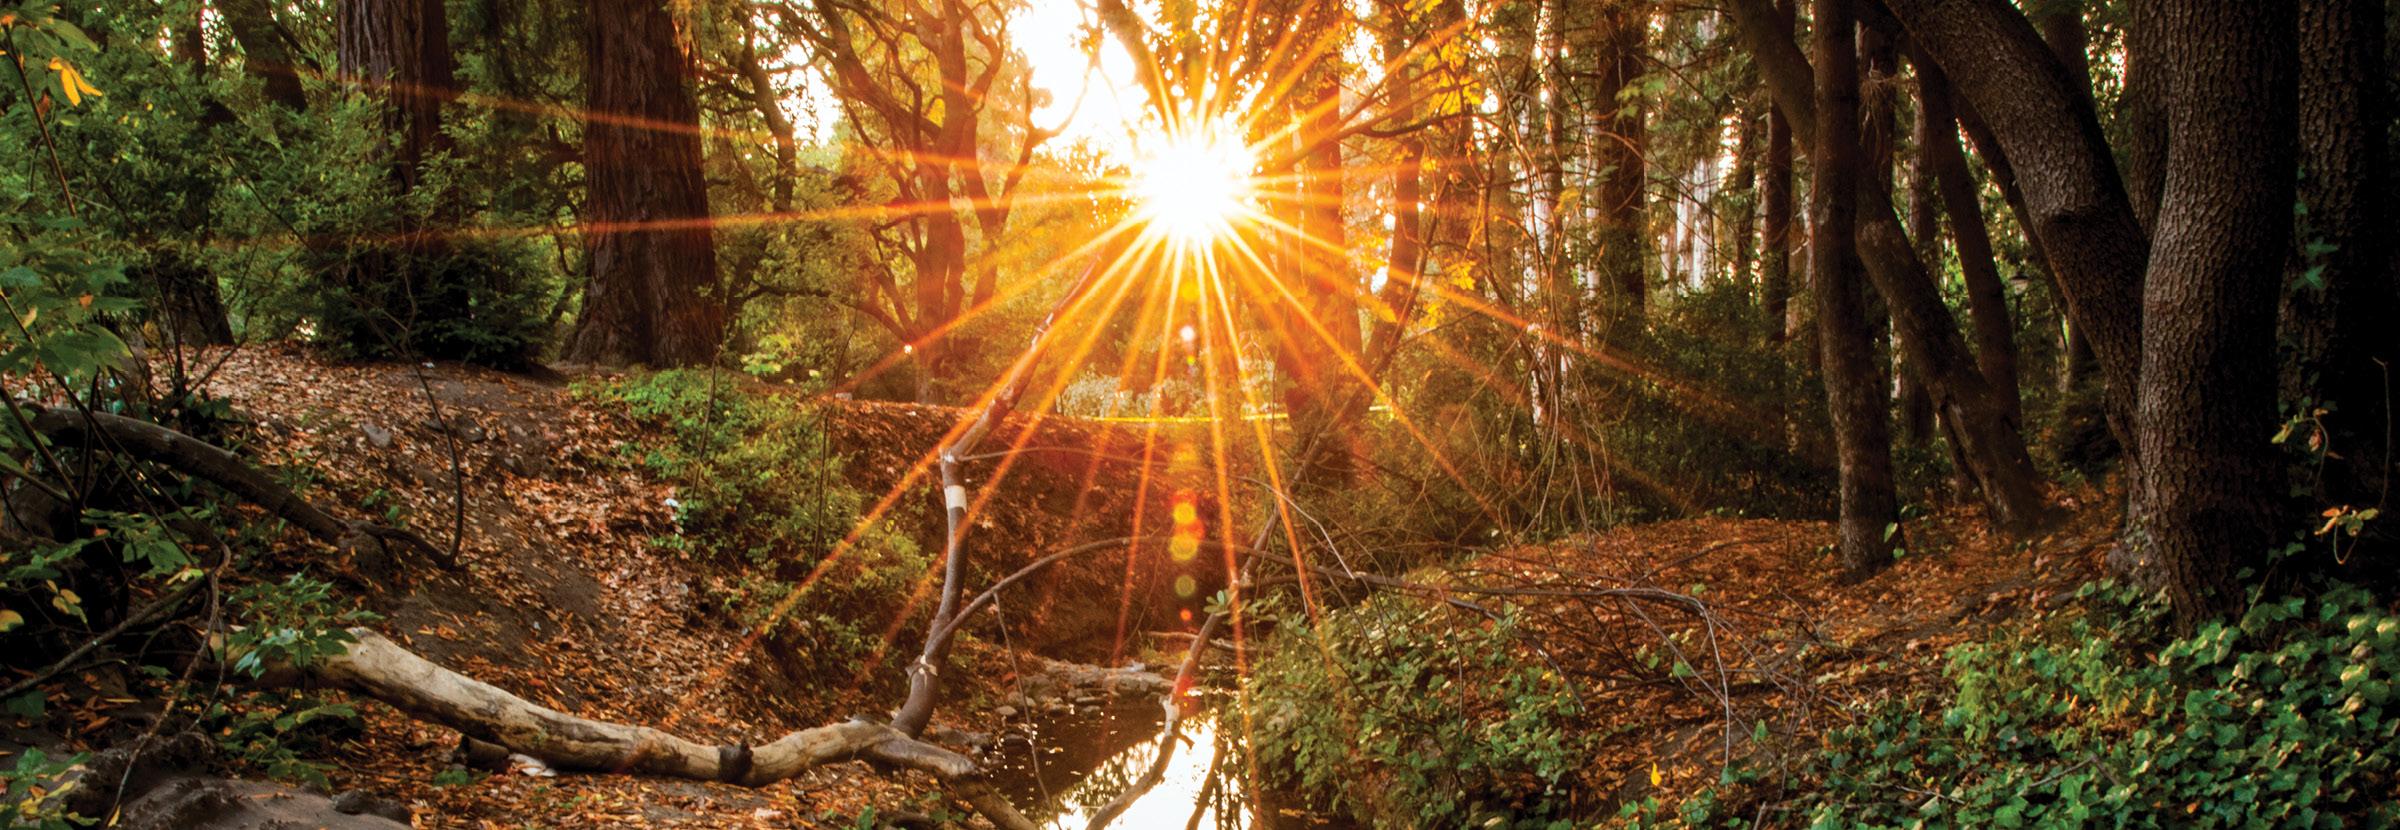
xmin=330 ymin=790 xmax=412 ymax=823
xmin=361 ymin=423 xmax=395 ymax=449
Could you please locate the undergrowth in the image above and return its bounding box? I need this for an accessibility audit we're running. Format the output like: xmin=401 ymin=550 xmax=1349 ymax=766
xmin=580 ymin=370 xmax=927 ymax=686
xmin=1621 ymin=580 xmax=2400 ymax=828
xmin=1239 ymin=593 xmax=1590 ymax=829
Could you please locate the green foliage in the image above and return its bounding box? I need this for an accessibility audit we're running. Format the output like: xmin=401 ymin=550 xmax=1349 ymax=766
xmin=308 ymin=239 xmax=555 ymax=367
xmin=1241 ymin=594 xmax=1589 ymax=827
xmin=1 ymin=748 xmax=91 ymax=830
xmin=1637 ymin=582 xmax=2400 ymax=828
xmin=584 ymin=370 xmax=928 ymax=682
xmin=225 ymin=573 xmax=378 ymax=678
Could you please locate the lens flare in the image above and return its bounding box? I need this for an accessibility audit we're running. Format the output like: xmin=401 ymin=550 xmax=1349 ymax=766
xmin=1131 ymin=124 xmax=1257 ymax=245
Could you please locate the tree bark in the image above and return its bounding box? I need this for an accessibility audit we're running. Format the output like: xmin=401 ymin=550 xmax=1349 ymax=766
xmin=2129 ymin=0 xmax=2295 ymax=626
xmin=567 ymin=0 xmax=727 ymax=367
xmin=2119 ymin=0 xmax=2168 ymax=235
xmin=1915 ymin=62 xmax=2019 ymax=425
xmin=1810 ymin=0 xmax=1902 ymax=580
xmin=338 ymin=0 xmax=456 ymax=194
xmin=1594 ymin=4 xmax=1648 ymax=325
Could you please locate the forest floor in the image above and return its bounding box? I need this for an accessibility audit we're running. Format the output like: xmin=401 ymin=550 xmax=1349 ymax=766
xmin=23 ymin=346 xmax=2116 ymax=827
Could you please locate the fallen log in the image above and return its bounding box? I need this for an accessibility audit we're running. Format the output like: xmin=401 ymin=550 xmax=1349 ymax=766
xmin=22 ymin=405 xmax=454 ymax=570
xmin=249 ymin=628 xmax=1034 ymax=830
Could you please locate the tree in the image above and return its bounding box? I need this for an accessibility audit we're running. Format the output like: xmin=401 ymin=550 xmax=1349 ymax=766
xmin=2127 ymin=0 xmax=2295 ymax=625
xmin=1809 ymin=0 xmax=1901 ymax=579
xmin=1759 ymin=1 xmax=1797 ymax=345
xmin=2284 ymin=0 xmax=2395 ymax=553
xmin=222 ymin=0 xmax=311 ymax=111
xmin=770 ymin=0 xmax=1049 ymax=399
xmin=338 ymin=0 xmax=455 ymax=196
xmin=1914 ymin=59 xmax=2018 ymax=426
xmin=1728 ymin=0 xmax=2055 ymax=534
xmin=567 ymin=0 xmax=728 ymax=366
xmin=1880 ymin=0 xmax=2147 ymax=453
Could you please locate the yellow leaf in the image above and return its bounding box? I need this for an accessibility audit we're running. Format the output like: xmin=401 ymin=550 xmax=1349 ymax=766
xmin=0 ymin=609 xmax=22 ymax=632
xmin=1649 ymin=761 xmax=1662 ymax=787
xmin=70 ymin=67 xmax=100 ymax=100
xmin=57 ymin=62 xmax=80 ymax=107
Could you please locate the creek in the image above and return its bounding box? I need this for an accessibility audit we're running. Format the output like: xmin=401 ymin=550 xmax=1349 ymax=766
xmin=981 ymin=698 xmax=1355 ymax=829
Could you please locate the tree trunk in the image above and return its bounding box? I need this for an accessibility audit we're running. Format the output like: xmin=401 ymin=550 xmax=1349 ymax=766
xmin=1811 ymin=0 xmax=1902 ymax=580
xmin=568 ymin=0 xmax=727 ymax=367
xmin=2119 ymin=0 xmax=2168 ymax=235
xmin=222 ymin=0 xmax=310 ymax=111
xmin=1897 ymin=87 xmax=1939 ymax=449
xmin=2284 ymin=0 xmax=2394 ymax=554
xmin=2129 ymin=0 xmax=2295 ymax=627
xmin=338 ymin=0 xmax=455 ymax=194
xmin=1760 ymin=0 xmax=1797 ymax=345
xmin=1916 ymin=62 xmax=2019 ymax=425
xmin=1729 ymin=0 xmax=2056 ymax=534
xmin=1594 ymin=4 xmax=1648 ymax=325
xmin=1879 ymin=0 xmax=2147 ymax=455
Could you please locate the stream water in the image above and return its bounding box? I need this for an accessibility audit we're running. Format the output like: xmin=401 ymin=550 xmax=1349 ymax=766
xmin=981 ymin=699 xmax=1354 ymax=829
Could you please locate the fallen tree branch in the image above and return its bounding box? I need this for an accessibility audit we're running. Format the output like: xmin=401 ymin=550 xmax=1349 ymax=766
xmin=21 ymin=404 xmax=457 ymax=571
xmin=248 ymin=628 xmax=1036 ymax=830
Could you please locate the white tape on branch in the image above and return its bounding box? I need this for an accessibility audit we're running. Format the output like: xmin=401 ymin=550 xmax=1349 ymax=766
xmin=944 ymin=485 xmax=968 ymax=512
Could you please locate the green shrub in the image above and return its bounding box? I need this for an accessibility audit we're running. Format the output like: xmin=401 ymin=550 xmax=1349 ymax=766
xmin=1635 ymin=582 xmax=2400 ymax=828
xmin=1241 ymin=594 xmax=1589 ymax=828
xmin=584 ymin=371 xmax=928 ymax=681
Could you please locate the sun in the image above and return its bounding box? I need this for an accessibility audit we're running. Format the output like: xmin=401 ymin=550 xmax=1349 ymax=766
xmin=1130 ymin=125 xmax=1258 ymax=245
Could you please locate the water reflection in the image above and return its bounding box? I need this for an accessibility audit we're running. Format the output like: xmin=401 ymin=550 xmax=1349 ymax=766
xmin=984 ymin=701 xmax=1336 ymax=830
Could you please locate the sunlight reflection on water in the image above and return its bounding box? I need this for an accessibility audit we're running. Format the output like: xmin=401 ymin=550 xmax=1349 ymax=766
xmin=987 ymin=703 xmax=1249 ymax=830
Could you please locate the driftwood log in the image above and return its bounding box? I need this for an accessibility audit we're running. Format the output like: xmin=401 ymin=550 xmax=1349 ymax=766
xmin=249 ymin=628 xmax=1035 ymax=830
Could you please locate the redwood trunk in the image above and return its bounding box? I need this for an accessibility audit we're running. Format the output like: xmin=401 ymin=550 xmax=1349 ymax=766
xmin=568 ymin=0 xmax=728 ymax=366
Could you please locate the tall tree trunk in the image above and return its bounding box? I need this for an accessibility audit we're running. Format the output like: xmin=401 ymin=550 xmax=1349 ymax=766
xmin=2119 ymin=0 xmax=2168 ymax=235
xmin=334 ymin=0 xmax=458 ymax=351
xmin=1896 ymin=83 xmax=1939 ymax=449
xmin=1954 ymin=94 xmax=2109 ymax=465
xmin=339 ymin=0 xmax=456 ymax=195
xmin=2130 ymin=0 xmax=2295 ymax=626
xmin=568 ymin=0 xmax=727 ymax=367
xmin=1760 ymin=0 xmax=1798 ymax=345
xmin=1730 ymin=0 xmax=2057 ymax=534
xmin=2285 ymin=0 xmax=2395 ymax=555
xmin=1811 ymin=0 xmax=1902 ymax=580
xmin=1594 ymin=4 xmax=1648 ymax=326
xmin=1879 ymin=0 xmax=2148 ymax=458
xmin=222 ymin=0 xmax=310 ymax=111
xmin=1916 ymin=62 xmax=2018 ymax=426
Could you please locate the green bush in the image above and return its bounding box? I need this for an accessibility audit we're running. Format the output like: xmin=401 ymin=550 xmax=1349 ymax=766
xmin=1633 ymin=582 xmax=2400 ymax=828
xmin=584 ymin=371 xmax=928 ymax=681
xmin=1241 ymin=594 xmax=1589 ymax=828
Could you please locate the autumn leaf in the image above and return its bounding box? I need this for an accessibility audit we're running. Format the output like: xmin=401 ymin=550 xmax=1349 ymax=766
xmin=0 ymin=608 xmax=22 ymax=632
xmin=1649 ymin=761 xmax=1663 ymax=787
